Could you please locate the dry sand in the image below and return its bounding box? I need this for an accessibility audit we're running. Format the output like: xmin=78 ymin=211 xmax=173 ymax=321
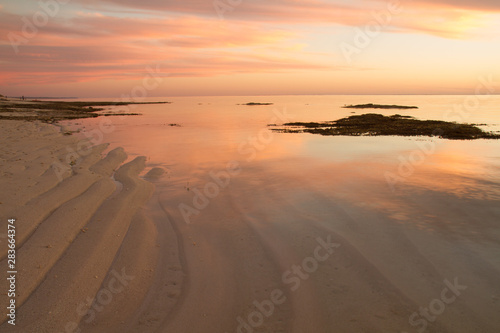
xmin=1 ymin=118 xmax=500 ymax=333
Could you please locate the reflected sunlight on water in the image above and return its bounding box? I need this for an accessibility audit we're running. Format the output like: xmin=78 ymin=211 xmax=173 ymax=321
xmin=62 ymin=95 xmax=500 ymax=231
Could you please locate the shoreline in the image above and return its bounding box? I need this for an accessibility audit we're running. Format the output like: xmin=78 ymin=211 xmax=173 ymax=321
xmin=0 ymin=97 xmax=171 ymax=123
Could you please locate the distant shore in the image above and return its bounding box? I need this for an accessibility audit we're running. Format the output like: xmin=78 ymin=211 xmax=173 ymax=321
xmin=342 ymin=103 xmax=419 ymax=109
xmin=0 ymin=97 xmax=171 ymax=122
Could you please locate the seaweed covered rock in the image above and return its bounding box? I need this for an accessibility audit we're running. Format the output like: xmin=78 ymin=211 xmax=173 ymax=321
xmin=272 ymin=114 xmax=500 ymax=140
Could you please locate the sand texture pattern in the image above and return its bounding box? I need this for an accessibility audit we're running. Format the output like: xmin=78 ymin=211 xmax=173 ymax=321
xmin=0 ymin=120 xmax=177 ymax=332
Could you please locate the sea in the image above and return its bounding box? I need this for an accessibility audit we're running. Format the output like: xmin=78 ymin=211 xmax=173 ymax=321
xmin=60 ymin=95 xmax=500 ymax=228
xmin=57 ymin=94 xmax=500 ymax=332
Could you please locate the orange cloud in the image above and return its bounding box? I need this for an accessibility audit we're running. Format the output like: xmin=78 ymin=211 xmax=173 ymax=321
xmin=415 ymin=0 xmax=500 ymax=11
xmin=0 ymin=10 xmax=337 ymax=86
xmin=386 ymin=3 xmax=497 ymax=39
xmin=1 ymin=0 xmax=499 ymax=96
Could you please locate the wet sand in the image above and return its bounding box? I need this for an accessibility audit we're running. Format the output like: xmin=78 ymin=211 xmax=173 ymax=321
xmin=0 ymin=120 xmax=157 ymax=332
xmin=151 ymin=157 xmax=500 ymax=333
xmin=1 ymin=116 xmax=500 ymax=333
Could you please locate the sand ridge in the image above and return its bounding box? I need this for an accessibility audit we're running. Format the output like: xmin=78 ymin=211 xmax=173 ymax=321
xmin=0 ymin=120 xmax=174 ymax=332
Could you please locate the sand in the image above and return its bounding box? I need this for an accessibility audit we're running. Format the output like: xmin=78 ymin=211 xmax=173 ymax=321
xmin=1 ymin=118 xmax=500 ymax=333
xmin=0 ymin=120 xmax=159 ymax=332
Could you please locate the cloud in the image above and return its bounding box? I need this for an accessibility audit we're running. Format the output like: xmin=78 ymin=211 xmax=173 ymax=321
xmin=1 ymin=0 xmax=498 ymax=90
xmin=75 ymin=0 xmax=500 ymax=20
xmin=383 ymin=5 xmax=494 ymax=39
xmin=0 ymin=11 xmax=334 ymax=86
xmin=417 ymin=0 xmax=500 ymax=11
xmin=70 ymin=0 xmax=379 ymax=24
xmin=69 ymin=0 xmax=500 ymax=39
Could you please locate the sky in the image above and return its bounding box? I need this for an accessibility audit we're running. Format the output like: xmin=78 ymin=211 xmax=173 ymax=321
xmin=0 ymin=0 xmax=499 ymax=97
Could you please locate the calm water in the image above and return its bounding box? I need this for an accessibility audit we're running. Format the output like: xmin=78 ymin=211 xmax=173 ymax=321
xmin=62 ymin=95 xmax=500 ymax=228
xmin=58 ymin=95 xmax=500 ymax=332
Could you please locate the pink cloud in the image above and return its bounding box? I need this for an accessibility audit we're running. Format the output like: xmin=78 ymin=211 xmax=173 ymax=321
xmin=415 ymin=0 xmax=500 ymax=11
xmin=74 ymin=0 xmax=500 ymax=21
xmin=0 ymin=11 xmax=335 ymax=86
xmin=1 ymin=0 xmax=498 ymax=92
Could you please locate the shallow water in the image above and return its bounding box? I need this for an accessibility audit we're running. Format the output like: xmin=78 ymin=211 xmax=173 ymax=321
xmin=60 ymin=95 xmax=500 ymax=230
xmin=63 ymin=95 xmax=500 ymax=206
xmin=61 ymin=95 xmax=500 ymax=332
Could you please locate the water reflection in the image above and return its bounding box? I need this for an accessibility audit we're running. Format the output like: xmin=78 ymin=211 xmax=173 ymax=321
xmin=62 ymin=95 xmax=500 ymax=234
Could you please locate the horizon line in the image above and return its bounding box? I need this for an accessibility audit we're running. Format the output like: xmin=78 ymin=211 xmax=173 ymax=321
xmin=4 ymin=93 xmax=500 ymax=99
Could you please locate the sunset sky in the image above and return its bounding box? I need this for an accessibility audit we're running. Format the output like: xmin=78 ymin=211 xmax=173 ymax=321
xmin=1 ymin=0 xmax=499 ymax=97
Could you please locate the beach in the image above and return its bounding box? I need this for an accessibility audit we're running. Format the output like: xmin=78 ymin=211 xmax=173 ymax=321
xmin=2 ymin=0 xmax=500 ymax=330
xmin=0 ymin=118 xmax=158 ymax=332
xmin=1 ymin=96 xmax=500 ymax=332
